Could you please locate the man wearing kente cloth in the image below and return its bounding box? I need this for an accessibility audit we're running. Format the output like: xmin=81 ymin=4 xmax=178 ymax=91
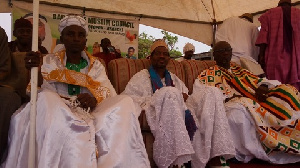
xmin=122 ymin=39 xmax=235 ymax=168
xmin=194 ymin=41 xmax=300 ymax=164
xmin=1 ymin=15 xmax=150 ymax=168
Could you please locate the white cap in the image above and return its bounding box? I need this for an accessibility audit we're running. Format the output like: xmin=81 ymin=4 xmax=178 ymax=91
xmin=58 ymin=15 xmax=88 ymax=35
xmin=183 ymin=42 xmax=195 ymax=53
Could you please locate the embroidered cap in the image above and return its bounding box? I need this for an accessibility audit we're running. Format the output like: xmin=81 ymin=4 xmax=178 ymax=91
xmin=150 ymin=39 xmax=168 ymax=53
xmin=58 ymin=15 xmax=88 ymax=35
xmin=183 ymin=42 xmax=195 ymax=53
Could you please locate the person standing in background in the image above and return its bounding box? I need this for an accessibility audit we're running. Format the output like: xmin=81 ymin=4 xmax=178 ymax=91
xmin=256 ymin=0 xmax=300 ymax=90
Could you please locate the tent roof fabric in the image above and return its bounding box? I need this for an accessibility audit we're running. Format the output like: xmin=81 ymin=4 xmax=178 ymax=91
xmin=38 ymin=0 xmax=297 ymax=22
xmin=4 ymin=0 xmax=300 ymax=45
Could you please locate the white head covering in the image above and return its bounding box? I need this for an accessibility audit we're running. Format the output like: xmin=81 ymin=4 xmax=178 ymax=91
xmin=53 ymin=44 xmax=65 ymax=53
xmin=58 ymin=15 xmax=88 ymax=35
xmin=23 ymin=13 xmax=53 ymax=53
xmin=183 ymin=42 xmax=195 ymax=53
xmin=150 ymin=39 xmax=168 ymax=53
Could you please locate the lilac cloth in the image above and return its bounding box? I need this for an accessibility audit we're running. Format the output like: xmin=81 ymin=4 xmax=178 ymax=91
xmin=256 ymin=6 xmax=300 ymax=90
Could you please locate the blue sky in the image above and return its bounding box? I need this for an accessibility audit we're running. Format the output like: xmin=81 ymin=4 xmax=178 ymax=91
xmin=139 ymin=24 xmax=211 ymax=53
xmin=0 ymin=13 xmax=211 ymax=53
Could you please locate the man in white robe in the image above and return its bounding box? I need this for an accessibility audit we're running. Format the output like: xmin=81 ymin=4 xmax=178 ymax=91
xmin=1 ymin=15 xmax=150 ymax=168
xmin=216 ymin=13 xmax=259 ymax=65
xmin=122 ymin=39 xmax=235 ymax=168
xmin=193 ymin=41 xmax=300 ymax=164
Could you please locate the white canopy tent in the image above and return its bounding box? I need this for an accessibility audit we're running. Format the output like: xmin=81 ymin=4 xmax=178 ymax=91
xmin=1 ymin=0 xmax=300 ymax=167
xmin=1 ymin=0 xmax=300 ymax=45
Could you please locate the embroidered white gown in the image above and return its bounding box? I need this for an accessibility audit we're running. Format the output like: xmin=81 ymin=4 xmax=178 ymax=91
xmin=122 ymin=69 xmax=235 ymax=168
xmin=193 ymin=76 xmax=300 ymax=164
xmin=1 ymin=51 xmax=150 ymax=168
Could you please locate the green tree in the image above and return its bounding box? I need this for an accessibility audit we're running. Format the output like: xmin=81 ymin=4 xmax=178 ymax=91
xmin=138 ymin=31 xmax=182 ymax=59
xmin=161 ymin=30 xmax=182 ymax=58
xmin=138 ymin=32 xmax=155 ymax=59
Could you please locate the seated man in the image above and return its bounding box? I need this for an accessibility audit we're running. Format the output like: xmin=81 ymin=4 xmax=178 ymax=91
xmin=9 ymin=17 xmax=48 ymax=54
xmin=193 ymin=41 xmax=300 ymax=164
xmin=2 ymin=15 xmax=150 ymax=168
xmin=122 ymin=39 xmax=235 ymax=168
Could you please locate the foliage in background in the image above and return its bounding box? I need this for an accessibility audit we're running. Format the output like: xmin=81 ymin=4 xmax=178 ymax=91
xmin=138 ymin=32 xmax=155 ymax=59
xmin=138 ymin=30 xmax=182 ymax=59
xmin=161 ymin=30 xmax=182 ymax=58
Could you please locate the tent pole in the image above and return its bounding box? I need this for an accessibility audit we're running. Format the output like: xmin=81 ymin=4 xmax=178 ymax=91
xmin=28 ymin=0 xmax=39 ymax=167
xmin=211 ymin=0 xmax=216 ymax=60
xmin=211 ymin=19 xmax=217 ymax=60
xmin=212 ymin=19 xmax=216 ymax=47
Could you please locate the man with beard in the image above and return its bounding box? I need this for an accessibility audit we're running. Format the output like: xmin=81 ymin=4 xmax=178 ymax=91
xmin=193 ymin=41 xmax=300 ymax=164
xmin=122 ymin=39 xmax=235 ymax=168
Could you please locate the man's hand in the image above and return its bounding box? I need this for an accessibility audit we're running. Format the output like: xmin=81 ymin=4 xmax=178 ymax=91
xmin=182 ymin=93 xmax=189 ymax=102
xmin=225 ymin=94 xmax=242 ymax=103
xmin=77 ymin=93 xmax=97 ymax=111
xmin=255 ymin=85 xmax=269 ymax=102
xmin=24 ymin=51 xmax=41 ymax=70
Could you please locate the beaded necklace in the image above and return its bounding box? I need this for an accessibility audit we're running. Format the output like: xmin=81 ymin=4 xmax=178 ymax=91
xmin=65 ymin=58 xmax=88 ymax=95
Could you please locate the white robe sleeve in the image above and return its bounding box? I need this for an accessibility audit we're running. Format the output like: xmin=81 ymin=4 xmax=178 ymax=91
xmin=88 ymin=59 xmax=117 ymax=97
xmin=122 ymin=70 xmax=153 ymax=116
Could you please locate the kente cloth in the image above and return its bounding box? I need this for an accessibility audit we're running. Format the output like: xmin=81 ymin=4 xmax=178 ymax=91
xmin=41 ymin=50 xmax=116 ymax=103
xmin=216 ymin=16 xmax=259 ymax=65
xmin=148 ymin=66 xmax=197 ymax=141
xmin=255 ymin=6 xmax=300 ymax=89
xmin=197 ymin=65 xmax=300 ymax=160
xmin=122 ymin=69 xmax=195 ymax=168
xmin=186 ymin=85 xmax=235 ymax=168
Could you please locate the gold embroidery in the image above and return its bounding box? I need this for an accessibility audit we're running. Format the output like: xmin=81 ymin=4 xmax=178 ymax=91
xmin=43 ymin=50 xmax=109 ymax=103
